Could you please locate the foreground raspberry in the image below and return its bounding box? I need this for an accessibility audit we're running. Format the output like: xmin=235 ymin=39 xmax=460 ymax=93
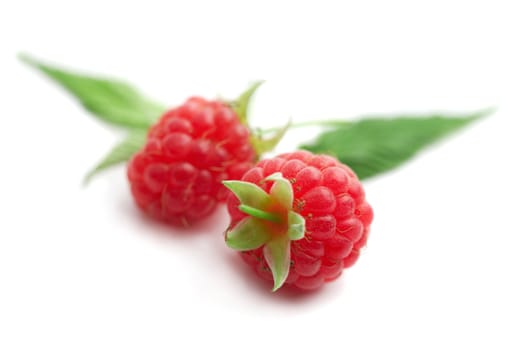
xmin=127 ymin=97 xmax=256 ymax=225
xmin=224 ymin=151 xmax=373 ymax=291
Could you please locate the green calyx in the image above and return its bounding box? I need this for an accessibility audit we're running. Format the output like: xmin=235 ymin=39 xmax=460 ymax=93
xmin=229 ymin=81 xmax=290 ymax=159
xmin=223 ymin=173 xmax=305 ymax=292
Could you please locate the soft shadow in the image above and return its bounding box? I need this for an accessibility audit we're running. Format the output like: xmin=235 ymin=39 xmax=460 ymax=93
xmin=116 ymin=196 xmax=230 ymax=240
xmin=114 ymin=189 xmax=345 ymax=304
xmin=223 ymin=250 xmax=344 ymax=305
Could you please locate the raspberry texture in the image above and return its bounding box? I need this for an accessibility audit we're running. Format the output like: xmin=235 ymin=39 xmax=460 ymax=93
xmin=128 ymin=97 xmax=256 ymax=225
xmin=226 ymin=151 xmax=373 ymax=290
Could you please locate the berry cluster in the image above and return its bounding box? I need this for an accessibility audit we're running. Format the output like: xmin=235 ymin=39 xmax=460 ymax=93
xmin=127 ymin=97 xmax=256 ymax=225
xmin=127 ymin=97 xmax=373 ymax=290
xmin=19 ymin=53 xmax=375 ymax=292
xmin=22 ymin=54 xmax=483 ymax=294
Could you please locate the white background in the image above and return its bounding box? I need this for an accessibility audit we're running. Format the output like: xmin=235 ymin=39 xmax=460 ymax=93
xmin=1 ymin=1 xmax=524 ymax=349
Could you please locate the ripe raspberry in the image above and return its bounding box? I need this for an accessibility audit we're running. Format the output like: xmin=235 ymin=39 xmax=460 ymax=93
xmin=223 ymin=150 xmax=373 ymax=291
xmin=127 ymin=97 xmax=256 ymax=226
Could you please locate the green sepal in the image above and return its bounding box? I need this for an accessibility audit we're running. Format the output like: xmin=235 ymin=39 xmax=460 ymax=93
xmin=266 ymin=172 xmax=293 ymax=210
xmin=230 ymin=81 xmax=264 ymax=125
xmin=222 ymin=180 xmax=271 ymax=208
xmin=263 ymin=236 xmax=291 ymax=292
xmin=287 ymin=211 xmax=305 ymax=241
xmin=250 ymin=120 xmax=291 ymax=157
xmin=229 ymin=81 xmax=289 ymax=158
xmin=225 ymin=217 xmax=272 ymax=251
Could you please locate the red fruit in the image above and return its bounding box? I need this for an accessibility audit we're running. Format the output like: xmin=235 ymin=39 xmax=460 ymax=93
xmin=128 ymin=97 xmax=256 ymax=225
xmin=224 ymin=151 xmax=373 ymax=291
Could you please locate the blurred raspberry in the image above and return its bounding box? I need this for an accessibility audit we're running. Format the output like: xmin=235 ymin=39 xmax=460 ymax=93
xmin=128 ymin=97 xmax=256 ymax=226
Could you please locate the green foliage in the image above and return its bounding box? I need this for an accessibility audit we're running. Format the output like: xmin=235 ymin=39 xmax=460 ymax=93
xmin=301 ymin=111 xmax=489 ymax=179
xmin=19 ymin=54 xmax=164 ymax=129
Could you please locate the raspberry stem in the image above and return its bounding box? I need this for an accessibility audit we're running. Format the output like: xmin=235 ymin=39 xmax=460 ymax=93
xmin=238 ymin=204 xmax=282 ymax=223
xmin=260 ymin=119 xmax=349 ymax=134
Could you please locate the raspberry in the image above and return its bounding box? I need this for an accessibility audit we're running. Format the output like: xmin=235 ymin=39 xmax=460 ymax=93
xmin=224 ymin=150 xmax=373 ymax=291
xmin=128 ymin=97 xmax=256 ymax=225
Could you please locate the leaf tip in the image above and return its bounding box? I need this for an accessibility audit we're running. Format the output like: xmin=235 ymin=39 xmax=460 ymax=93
xmin=82 ymin=175 xmax=92 ymax=187
xmin=231 ymin=80 xmax=266 ymax=125
xmin=82 ymin=165 xmax=103 ymax=186
xmin=263 ymin=172 xmax=284 ymax=182
xmin=17 ymin=52 xmax=30 ymax=61
xmin=251 ymin=80 xmax=265 ymax=89
xmin=271 ymin=270 xmax=288 ymax=292
xmin=271 ymin=283 xmax=283 ymax=293
xmin=476 ymin=106 xmax=497 ymax=119
xmin=17 ymin=52 xmax=38 ymax=67
xmin=263 ymin=238 xmax=291 ymax=293
xmin=222 ymin=180 xmax=238 ymax=190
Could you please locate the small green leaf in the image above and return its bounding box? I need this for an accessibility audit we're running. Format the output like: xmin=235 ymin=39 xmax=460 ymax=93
xmin=226 ymin=217 xmax=272 ymax=251
xmin=230 ymin=81 xmax=264 ymax=125
xmin=287 ymin=211 xmax=305 ymax=241
xmin=265 ymin=172 xmax=293 ymax=210
xmin=251 ymin=120 xmax=290 ymax=156
xmin=301 ymin=110 xmax=490 ymax=180
xmin=84 ymin=129 xmax=147 ymax=184
xmin=19 ymin=53 xmax=165 ymax=129
xmin=263 ymin=236 xmax=291 ymax=292
xmin=222 ymin=180 xmax=271 ymax=208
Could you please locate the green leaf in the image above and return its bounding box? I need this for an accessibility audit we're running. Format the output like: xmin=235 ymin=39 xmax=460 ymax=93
xmin=230 ymin=81 xmax=264 ymax=125
xmin=84 ymin=129 xmax=147 ymax=184
xmin=19 ymin=53 xmax=165 ymax=129
xmin=225 ymin=217 xmax=272 ymax=251
xmin=263 ymin=236 xmax=291 ymax=292
xmin=301 ymin=110 xmax=490 ymax=180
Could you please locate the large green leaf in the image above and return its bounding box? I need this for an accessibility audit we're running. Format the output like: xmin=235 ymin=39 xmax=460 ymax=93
xmin=301 ymin=111 xmax=490 ymax=180
xmin=84 ymin=129 xmax=147 ymax=184
xmin=19 ymin=54 xmax=165 ymax=129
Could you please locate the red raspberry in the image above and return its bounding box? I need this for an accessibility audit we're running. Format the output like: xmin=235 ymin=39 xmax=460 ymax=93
xmin=224 ymin=150 xmax=373 ymax=291
xmin=127 ymin=97 xmax=256 ymax=226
